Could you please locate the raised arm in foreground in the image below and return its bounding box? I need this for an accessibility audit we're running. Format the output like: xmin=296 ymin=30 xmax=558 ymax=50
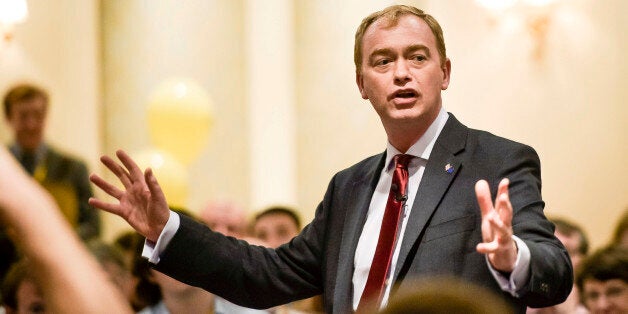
xmin=0 ymin=147 xmax=132 ymax=314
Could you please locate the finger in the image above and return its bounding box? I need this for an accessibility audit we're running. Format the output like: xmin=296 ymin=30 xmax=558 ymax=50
xmin=475 ymin=180 xmax=494 ymax=217
xmin=488 ymin=213 xmax=513 ymax=243
xmin=145 ymin=168 xmax=167 ymax=205
xmin=116 ymin=150 xmax=146 ymax=184
xmin=476 ymin=241 xmax=499 ymax=254
xmin=88 ymin=197 xmax=123 ymax=216
xmin=100 ymin=155 xmax=133 ymax=188
xmin=90 ymin=174 xmax=124 ymax=199
xmin=496 ymin=192 xmax=514 ymax=228
xmin=496 ymin=178 xmax=509 ymax=201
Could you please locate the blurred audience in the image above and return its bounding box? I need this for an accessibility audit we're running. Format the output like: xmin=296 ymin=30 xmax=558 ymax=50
xmin=200 ymin=201 xmax=271 ymax=314
xmin=135 ymin=207 xmax=214 ymax=314
xmin=140 ymin=269 xmax=214 ymax=314
xmin=253 ymin=206 xmax=324 ymax=314
xmin=3 ymin=83 xmax=100 ymax=240
xmin=88 ymin=240 xmax=137 ymax=308
xmin=576 ymin=246 xmax=628 ymax=314
xmin=1 ymin=259 xmax=46 ymax=314
xmin=253 ymin=206 xmax=301 ymax=249
xmin=200 ymin=200 xmax=249 ymax=238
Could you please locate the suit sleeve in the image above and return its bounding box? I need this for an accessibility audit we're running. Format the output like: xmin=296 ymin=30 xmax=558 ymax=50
xmin=498 ymin=144 xmax=573 ymax=307
xmin=153 ymin=175 xmax=338 ymax=309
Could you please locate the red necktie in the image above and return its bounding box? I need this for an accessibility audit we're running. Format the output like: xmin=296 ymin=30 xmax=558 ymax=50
xmin=357 ymin=154 xmax=413 ymax=313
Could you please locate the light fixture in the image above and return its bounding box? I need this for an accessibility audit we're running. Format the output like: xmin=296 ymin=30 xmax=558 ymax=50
xmin=475 ymin=0 xmax=561 ymax=61
xmin=0 ymin=0 xmax=29 ymax=41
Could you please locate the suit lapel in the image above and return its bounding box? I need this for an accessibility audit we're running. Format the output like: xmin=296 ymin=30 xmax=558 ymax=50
xmin=392 ymin=114 xmax=468 ymax=282
xmin=333 ymin=153 xmax=386 ymax=313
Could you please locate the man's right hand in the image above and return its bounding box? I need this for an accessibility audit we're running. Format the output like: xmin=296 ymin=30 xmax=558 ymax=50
xmin=88 ymin=150 xmax=170 ymax=242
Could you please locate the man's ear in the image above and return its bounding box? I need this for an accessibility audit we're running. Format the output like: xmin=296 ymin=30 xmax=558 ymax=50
xmin=356 ymin=72 xmax=368 ymax=99
xmin=441 ymin=58 xmax=451 ymax=90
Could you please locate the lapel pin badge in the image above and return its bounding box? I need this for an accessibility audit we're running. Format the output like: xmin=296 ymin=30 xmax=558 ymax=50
xmin=445 ymin=163 xmax=454 ymax=174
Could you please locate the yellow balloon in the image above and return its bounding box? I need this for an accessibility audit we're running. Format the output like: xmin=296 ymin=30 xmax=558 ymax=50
xmin=132 ymin=148 xmax=189 ymax=208
xmin=147 ymin=78 xmax=213 ymax=165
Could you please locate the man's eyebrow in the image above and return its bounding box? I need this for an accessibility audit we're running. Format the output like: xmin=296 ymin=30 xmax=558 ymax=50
xmin=369 ymin=48 xmax=394 ymax=59
xmin=406 ymin=44 xmax=430 ymax=56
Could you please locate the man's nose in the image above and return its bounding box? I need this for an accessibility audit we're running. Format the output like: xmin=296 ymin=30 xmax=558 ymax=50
xmin=393 ymin=60 xmax=411 ymax=84
xmin=594 ymin=294 xmax=611 ymax=311
xmin=24 ymin=116 xmax=42 ymax=129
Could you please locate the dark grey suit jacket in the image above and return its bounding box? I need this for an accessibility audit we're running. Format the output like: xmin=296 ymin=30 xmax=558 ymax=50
xmin=155 ymin=114 xmax=572 ymax=314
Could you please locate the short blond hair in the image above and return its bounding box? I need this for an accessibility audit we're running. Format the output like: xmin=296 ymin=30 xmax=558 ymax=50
xmin=354 ymin=5 xmax=447 ymax=74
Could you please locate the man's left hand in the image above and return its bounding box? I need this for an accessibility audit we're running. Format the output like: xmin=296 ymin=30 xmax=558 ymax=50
xmin=475 ymin=178 xmax=518 ymax=273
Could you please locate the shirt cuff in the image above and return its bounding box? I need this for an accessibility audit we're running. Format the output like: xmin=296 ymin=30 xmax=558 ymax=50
xmin=141 ymin=210 xmax=180 ymax=264
xmin=486 ymin=235 xmax=531 ymax=297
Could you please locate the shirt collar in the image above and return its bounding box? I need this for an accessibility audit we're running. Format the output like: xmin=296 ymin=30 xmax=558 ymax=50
xmin=384 ymin=107 xmax=449 ymax=170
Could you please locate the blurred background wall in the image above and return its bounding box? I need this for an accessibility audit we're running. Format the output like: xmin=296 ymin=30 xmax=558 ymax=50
xmin=0 ymin=0 xmax=626 ymax=248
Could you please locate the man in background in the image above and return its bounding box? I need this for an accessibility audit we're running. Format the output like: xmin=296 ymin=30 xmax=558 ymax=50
xmin=199 ymin=201 xmax=270 ymax=314
xmin=253 ymin=206 xmax=302 ymax=249
xmin=576 ymin=246 xmax=628 ymax=314
xmin=3 ymin=83 xmax=100 ymax=240
xmin=253 ymin=206 xmax=324 ymax=313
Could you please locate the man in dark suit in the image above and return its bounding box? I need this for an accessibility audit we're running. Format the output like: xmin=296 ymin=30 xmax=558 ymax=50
xmin=2 ymin=83 xmax=100 ymax=240
xmin=89 ymin=5 xmax=572 ymax=314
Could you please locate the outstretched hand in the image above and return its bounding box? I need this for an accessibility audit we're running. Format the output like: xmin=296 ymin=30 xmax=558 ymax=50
xmin=475 ymin=178 xmax=518 ymax=273
xmin=88 ymin=150 xmax=170 ymax=242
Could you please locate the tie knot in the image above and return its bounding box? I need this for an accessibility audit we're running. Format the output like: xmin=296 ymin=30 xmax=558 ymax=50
xmin=393 ymin=154 xmax=413 ymax=169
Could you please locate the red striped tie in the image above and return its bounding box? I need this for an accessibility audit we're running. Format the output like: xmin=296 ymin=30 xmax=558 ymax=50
xmin=357 ymin=154 xmax=413 ymax=313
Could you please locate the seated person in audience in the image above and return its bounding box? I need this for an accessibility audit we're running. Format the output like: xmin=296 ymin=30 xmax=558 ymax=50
xmin=611 ymin=209 xmax=628 ymax=249
xmin=253 ymin=206 xmax=324 ymax=313
xmin=253 ymin=206 xmax=302 ymax=249
xmin=576 ymin=246 xmax=628 ymax=314
xmin=200 ymin=200 xmax=249 ymax=238
xmin=136 ymin=208 xmax=214 ymax=314
xmin=88 ymin=240 xmax=137 ymax=308
xmin=200 ymin=201 xmax=271 ymax=314
xmin=139 ymin=267 xmax=214 ymax=314
xmin=528 ymin=217 xmax=589 ymax=313
xmin=131 ymin=235 xmax=165 ymax=313
xmin=0 ymin=146 xmax=131 ymax=313
xmin=1 ymin=259 xmax=46 ymax=314
xmin=3 ymin=83 xmax=100 ymax=240
xmin=114 ymin=230 xmax=151 ymax=311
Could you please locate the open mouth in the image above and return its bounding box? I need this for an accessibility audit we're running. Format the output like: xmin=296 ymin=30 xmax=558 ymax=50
xmin=395 ymin=91 xmax=417 ymax=98
xmin=390 ymin=89 xmax=419 ymax=101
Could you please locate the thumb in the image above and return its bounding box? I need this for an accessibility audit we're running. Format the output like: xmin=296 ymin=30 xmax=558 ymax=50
xmin=475 ymin=179 xmax=493 ymax=217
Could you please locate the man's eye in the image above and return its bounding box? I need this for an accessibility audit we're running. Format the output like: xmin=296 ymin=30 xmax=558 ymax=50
xmin=586 ymin=292 xmax=600 ymax=301
xmin=412 ymin=55 xmax=427 ymax=62
xmin=375 ymin=58 xmax=391 ymax=66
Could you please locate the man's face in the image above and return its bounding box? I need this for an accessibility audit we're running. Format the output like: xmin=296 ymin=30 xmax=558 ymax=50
xmin=11 ymin=280 xmax=46 ymax=314
xmin=582 ymin=279 xmax=628 ymax=314
xmin=150 ymin=269 xmax=197 ymax=296
xmin=200 ymin=205 xmax=248 ymax=238
xmin=6 ymin=97 xmax=47 ymax=151
xmin=555 ymin=230 xmax=584 ymax=270
xmin=357 ymin=14 xmax=450 ymax=131
xmin=253 ymin=213 xmax=300 ymax=249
